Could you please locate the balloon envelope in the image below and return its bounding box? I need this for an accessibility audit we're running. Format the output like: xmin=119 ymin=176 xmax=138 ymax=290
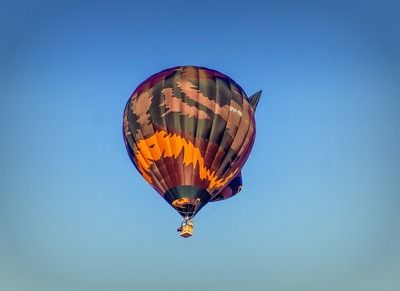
xmin=123 ymin=66 xmax=260 ymax=218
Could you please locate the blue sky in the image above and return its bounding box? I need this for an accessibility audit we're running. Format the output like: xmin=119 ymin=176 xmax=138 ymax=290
xmin=1 ymin=1 xmax=399 ymax=290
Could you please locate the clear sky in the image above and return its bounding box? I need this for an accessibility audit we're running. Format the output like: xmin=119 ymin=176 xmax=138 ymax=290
xmin=1 ymin=1 xmax=399 ymax=290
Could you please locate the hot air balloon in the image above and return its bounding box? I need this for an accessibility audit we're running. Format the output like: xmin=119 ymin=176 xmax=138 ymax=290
xmin=123 ymin=66 xmax=261 ymax=237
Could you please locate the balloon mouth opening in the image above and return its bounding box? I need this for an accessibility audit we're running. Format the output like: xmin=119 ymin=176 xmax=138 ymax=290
xmin=172 ymin=197 xmax=201 ymax=217
xmin=164 ymin=186 xmax=212 ymax=218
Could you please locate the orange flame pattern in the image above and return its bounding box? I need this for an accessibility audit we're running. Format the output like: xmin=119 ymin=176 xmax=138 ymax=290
xmin=134 ymin=130 xmax=238 ymax=191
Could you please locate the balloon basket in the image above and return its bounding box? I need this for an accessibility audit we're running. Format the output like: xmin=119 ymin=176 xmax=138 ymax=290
xmin=177 ymin=220 xmax=194 ymax=238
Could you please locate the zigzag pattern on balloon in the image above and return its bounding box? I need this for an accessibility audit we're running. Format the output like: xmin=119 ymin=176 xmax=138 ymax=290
xmin=134 ymin=130 xmax=239 ymax=191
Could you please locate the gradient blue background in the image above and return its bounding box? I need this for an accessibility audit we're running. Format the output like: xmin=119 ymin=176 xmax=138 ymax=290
xmin=1 ymin=1 xmax=399 ymax=290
